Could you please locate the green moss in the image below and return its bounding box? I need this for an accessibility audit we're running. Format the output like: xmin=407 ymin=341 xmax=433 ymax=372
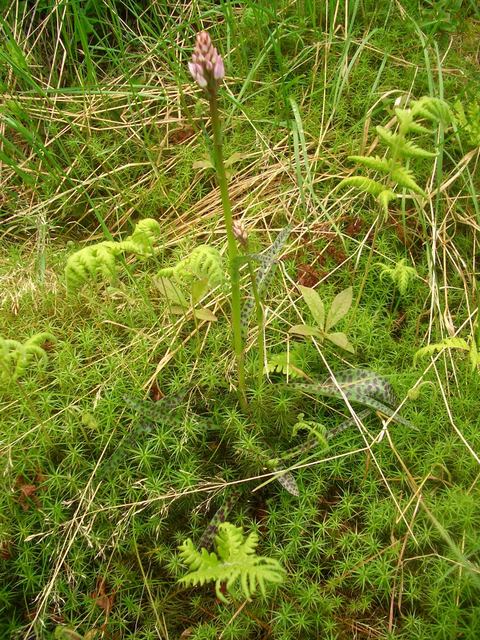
xmin=1 ymin=0 xmax=480 ymax=637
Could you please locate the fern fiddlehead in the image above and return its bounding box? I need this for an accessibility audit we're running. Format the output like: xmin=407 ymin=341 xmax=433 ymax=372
xmin=340 ymin=96 xmax=451 ymax=214
xmin=116 ymin=218 xmax=162 ymax=255
xmin=157 ymin=245 xmax=225 ymax=289
xmin=65 ymin=218 xmax=161 ymax=292
xmin=0 ymin=332 xmax=55 ymax=383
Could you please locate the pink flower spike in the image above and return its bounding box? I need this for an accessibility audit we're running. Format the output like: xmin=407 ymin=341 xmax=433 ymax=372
xmin=213 ymin=56 xmax=225 ymax=80
xmin=188 ymin=62 xmax=198 ymax=80
xmin=189 ymin=31 xmax=225 ymax=92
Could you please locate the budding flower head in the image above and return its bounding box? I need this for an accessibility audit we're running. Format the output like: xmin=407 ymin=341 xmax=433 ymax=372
xmin=233 ymin=220 xmax=248 ymax=248
xmin=188 ymin=31 xmax=225 ymax=91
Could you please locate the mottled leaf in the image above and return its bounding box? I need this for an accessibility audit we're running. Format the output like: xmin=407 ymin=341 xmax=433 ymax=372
xmin=274 ymin=469 xmax=299 ymax=496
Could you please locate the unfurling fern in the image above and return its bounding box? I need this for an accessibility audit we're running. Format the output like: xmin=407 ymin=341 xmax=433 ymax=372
xmin=117 ymin=218 xmax=162 ymax=255
xmin=157 ymin=245 xmax=225 ymax=289
xmin=65 ymin=242 xmax=118 ymax=291
xmin=414 ymin=336 xmax=480 ymax=372
xmin=340 ymin=96 xmax=451 ymax=214
xmin=376 ymin=258 xmax=418 ymax=297
xmin=65 ymin=218 xmax=161 ymax=292
xmin=264 ymin=348 xmax=306 ymax=379
xmin=453 ymin=99 xmax=480 ymax=148
xmin=0 ymin=332 xmax=55 ymax=383
xmin=179 ymin=522 xmax=284 ymax=603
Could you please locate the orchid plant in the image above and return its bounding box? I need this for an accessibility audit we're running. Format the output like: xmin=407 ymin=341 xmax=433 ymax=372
xmin=188 ymin=32 xmax=247 ymax=408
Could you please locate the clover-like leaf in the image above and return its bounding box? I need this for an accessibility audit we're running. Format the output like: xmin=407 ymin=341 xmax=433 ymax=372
xmin=326 ymin=331 xmax=355 ymax=353
xmin=289 ymin=324 xmax=322 ymax=338
xmin=325 ymin=286 xmax=352 ymax=332
xmin=298 ymin=285 xmax=325 ymax=329
xmin=194 ymin=308 xmax=217 ymax=322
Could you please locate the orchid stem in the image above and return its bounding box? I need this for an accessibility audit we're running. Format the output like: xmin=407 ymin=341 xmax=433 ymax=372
xmin=208 ymin=92 xmax=248 ymax=412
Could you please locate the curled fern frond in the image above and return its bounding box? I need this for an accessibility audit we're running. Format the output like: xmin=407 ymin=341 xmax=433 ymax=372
xmin=375 ymin=126 xmax=403 ymax=150
xmin=453 ymin=99 xmax=480 ymax=148
xmin=414 ymin=337 xmax=469 ymax=365
xmin=348 ymin=155 xmax=391 ymax=174
xmin=157 ymin=245 xmax=225 ymax=288
xmin=394 ymin=108 xmax=432 ymax=135
xmin=65 ymin=242 xmax=118 ymax=291
xmin=376 ymin=258 xmax=418 ymax=296
xmin=377 ymin=189 xmax=397 ymax=214
xmin=117 ymin=218 xmax=162 ymax=255
xmin=179 ymin=523 xmax=284 ymax=603
xmin=397 ymin=140 xmax=437 ymax=160
xmin=0 ymin=332 xmax=55 ymax=383
xmin=376 ymin=125 xmax=437 ymax=159
xmin=343 ymin=96 xmax=449 ymax=214
xmin=390 ymin=165 xmax=426 ymax=196
xmin=411 ymin=97 xmax=451 ymax=125
xmin=65 ymin=218 xmax=161 ymax=292
xmin=339 ymin=176 xmax=385 ymax=196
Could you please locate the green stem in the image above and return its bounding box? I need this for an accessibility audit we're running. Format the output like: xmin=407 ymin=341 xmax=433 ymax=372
xmin=208 ymin=91 xmax=247 ymax=411
xmin=246 ymin=253 xmax=265 ymax=389
xmin=350 ymin=221 xmax=379 ymax=326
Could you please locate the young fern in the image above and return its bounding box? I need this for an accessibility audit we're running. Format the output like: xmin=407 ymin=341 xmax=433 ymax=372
xmin=414 ymin=336 xmax=480 ymax=371
xmin=264 ymin=349 xmax=306 ymax=379
xmin=0 ymin=332 xmax=55 ymax=383
xmin=453 ymin=99 xmax=480 ymax=148
xmin=65 ymin=218 xmax=161 ymax=291
xmin=179 ymin=522 xmax=284 ymax=603
xmin=375 ymin=258 xmax=418 ymax=297
xmin=340 ymin=96 xmax=451 ymax=215
xmin=116 ymin=218 xmax=163 ymax=255
xmin=157 ymin=245 xmax=225 ymax=289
